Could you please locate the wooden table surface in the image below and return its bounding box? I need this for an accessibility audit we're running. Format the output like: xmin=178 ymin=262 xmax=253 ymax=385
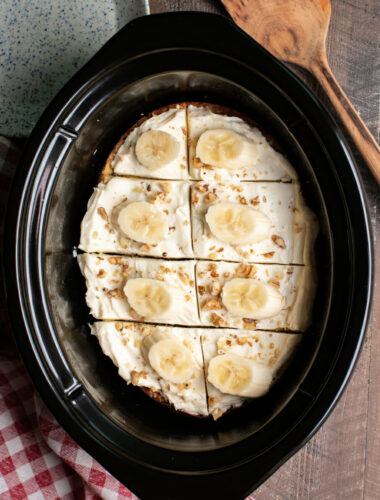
xmin=149 ymin=1 xmax=380 ymax=498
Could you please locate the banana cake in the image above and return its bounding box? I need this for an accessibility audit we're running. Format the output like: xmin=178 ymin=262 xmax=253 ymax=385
xmin=78 ymin=102 xmax=318 ymax=420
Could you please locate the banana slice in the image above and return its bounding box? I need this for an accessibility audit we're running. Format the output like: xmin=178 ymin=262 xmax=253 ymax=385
xmin=116 ymin=201 xmax=168 ymax=244
xmin=208 ymin=353 xmax=272 ymax=397
xmin=135 ymin=130 xmax=180 ymax=170
xmin=195 ymin=128 xmax=257 ymax=170
xmin=124 ymin=278 xmax=172 ymax=318
xmin=222 ymin=278 xmax=283 ymax=319
xmin=205 ymin=203 xmax=271 ymax=245
xmin=142 ymin=331 xmax=194 ymax=383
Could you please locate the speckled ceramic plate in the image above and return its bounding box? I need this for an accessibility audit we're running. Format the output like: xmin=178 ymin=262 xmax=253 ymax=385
xmin=0 ymin=0 xmax=149 ymax=136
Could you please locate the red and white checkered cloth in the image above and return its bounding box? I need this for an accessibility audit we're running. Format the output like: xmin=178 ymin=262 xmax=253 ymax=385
xmin=0 ymin=136 xmax=256 ymax=500
xmin=0 ymin=136 xmax=138 ymax=499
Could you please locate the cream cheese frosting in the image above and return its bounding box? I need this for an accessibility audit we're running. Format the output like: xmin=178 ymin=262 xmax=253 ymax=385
xmin=201 ymin=329 xmax=301 ymax=419
xmin=92 ymin=322 xmax=208 ymax=416
xmin=196 ymin=260 xmax=316 ymax=331
xmin=188 ymin=105 xmax=297 ymax=181
xmin=111 ymin=106 xmax=188 ymax=180
xmin=191 ymin=180 xmax=318 ymax=264
xmin=78 ymin=254 xmax=200 ymax=326
xmin=79 ymin=177 xmax=193 ymax=258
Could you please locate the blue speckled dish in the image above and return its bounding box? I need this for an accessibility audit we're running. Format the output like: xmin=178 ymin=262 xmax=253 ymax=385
xmin=0 ymin=0 xmax=149 ymax=137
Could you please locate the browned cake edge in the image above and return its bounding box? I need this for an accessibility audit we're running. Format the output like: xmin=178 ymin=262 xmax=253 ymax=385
xmin=139 ymin=386 xmax=208 ymax=419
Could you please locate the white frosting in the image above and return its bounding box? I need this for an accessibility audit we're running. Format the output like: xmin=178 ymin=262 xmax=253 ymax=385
xmin=192 ymin=180 xmax=317 ymax=264
xmin=112 ymin=107 xmax=189 ymax=179
xmin=196 ymin=260 xmax=316 ymax=331
xmin=79 ymin=177 xmax=193 ymax=258
xmin=188 ymin=105 xmax=297 ymax=181
xmin=92 ymin=322 xmax=208 ymax=416
xmin=201 ymin=329 xmax=301 ymax=418
xmin=78 ymin=254 xmax=200 ymax=325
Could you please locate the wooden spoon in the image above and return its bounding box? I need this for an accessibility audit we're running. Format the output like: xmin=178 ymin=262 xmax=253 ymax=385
xmin=221 ymin=0 xmax=380 ymax=183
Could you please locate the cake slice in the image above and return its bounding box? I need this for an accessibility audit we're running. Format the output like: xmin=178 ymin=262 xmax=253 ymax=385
xmin=188 ymin=104 xmax=296 ymax=181
xmin=92 ymin=322 xmax=208 ymax=417
xmin=196 ymin=260 xmax=316 ymax=332
xmin=79 ymin=177 xmax=193 ymax=258
xmin=191 ymin=180 xmax=318 ymax=264
xmin=103 ymin=104 xmax=188 ymax=180
xmin=201 ymin=329 xmax=301 ymax=420
xmin=78 ymin=254 xmax=200 ymax=326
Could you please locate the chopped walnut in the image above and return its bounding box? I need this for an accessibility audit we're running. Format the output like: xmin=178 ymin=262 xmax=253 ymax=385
xmin=237 ymin=336 xmax=253 ymax=346
xmin=210 ymin=269 xmax=219 ymax=278
xmin=106 ymin=288 xmax=124 ymax=299
xmin=195 ymin=184 xmax=208 ymax=193
xmin=178 ymin=271 xmax=189 ymax=286
xmin=193 ymin=157 xmax=203 ymax=169
xmin=250 ymin=196 xmax=260 ymax=206
xmin=271 ymin=235 xmax=286 ymax=249
xmin=202 ymin=298 xmax=222 ymax=310
xmin=238 ymin=196 xmax=248 ymax=205
xmin=243 ymin=318 xmax=257 ymax=330
xmin=142 ymin=326 xmax=152 ymax=336
xmin=97 ymin=207 xmax=108 ymax=221
xmin=223 ymin=271 xmax=230 ymax=278
xmin=211 ymin=313 xmax=225 ymax=327
xmin=204 ymin=192 xmax=218 ymax=203
xmin=262 ymin=251 xmax=275 ymax=258
xmin=237 ymin=263 xmax=257 ymax=278
xmin=209 ymin=281 xmax=222 ymax=296
xmin=198 ymin=285 xmax=207 ymax=296
xmin=245 ymin=265 xmax=257 ymax=278
xmin=160 ymin=181 xmax=171 ymax=193
xmin=97 ymin=269 xmax=106 ymax=278
xmin=209 ymin=396 xmax=220 ymax=405
xmin=211 ymin=408 xmax=223 ymax=420
xmin=268 ymin=278 xmax=280 ymax=288
xmin=131 ymin=370 xmax=147 ymax=386
xmin=121 ymin=264 xmax=129 ymax=277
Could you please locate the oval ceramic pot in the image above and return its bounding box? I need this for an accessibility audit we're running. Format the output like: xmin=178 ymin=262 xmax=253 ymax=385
xmin=4 ymin=12 xmax=373 ymax=500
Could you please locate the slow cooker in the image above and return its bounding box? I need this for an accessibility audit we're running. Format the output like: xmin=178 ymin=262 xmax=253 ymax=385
xmin=5 ymin=12 xmax=373 ymax=499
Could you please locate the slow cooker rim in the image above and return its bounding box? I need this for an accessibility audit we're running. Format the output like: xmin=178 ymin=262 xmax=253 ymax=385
xmin=4 ymin=11 xmax=373 ymax=497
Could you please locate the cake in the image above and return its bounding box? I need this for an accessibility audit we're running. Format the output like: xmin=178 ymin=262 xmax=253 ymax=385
xmin=78 ymin=102 xmax=318 ymax=420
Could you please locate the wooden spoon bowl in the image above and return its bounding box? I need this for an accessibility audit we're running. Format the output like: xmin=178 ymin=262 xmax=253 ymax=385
xmin=221 ymin=0 xmax=380 ymax=183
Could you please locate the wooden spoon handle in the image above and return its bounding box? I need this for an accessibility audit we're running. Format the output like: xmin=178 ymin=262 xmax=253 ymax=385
xmin=311 ymin=54 xmax=380 ymax=183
